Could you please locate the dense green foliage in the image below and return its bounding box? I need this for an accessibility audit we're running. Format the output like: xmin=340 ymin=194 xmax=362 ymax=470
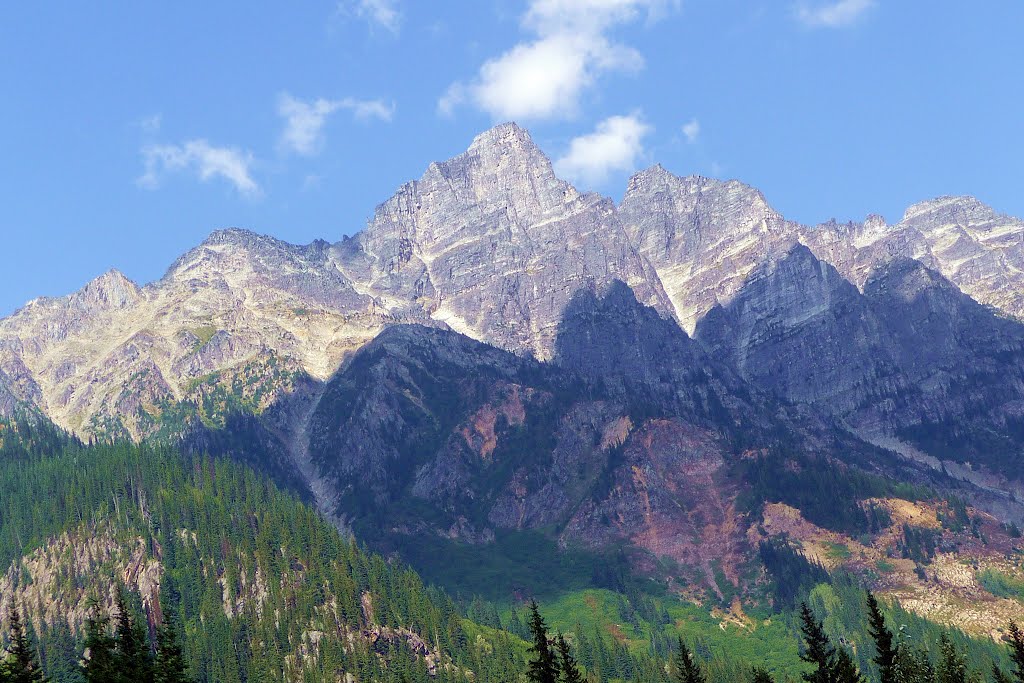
xmin=0 ymin=417 xmax=523 ymax=683
xmin=759 ymin=537 xmax=831 ymax=609
xmin=0 ymin=416 xmax=1019 ymax=683
xmin=979 ymin=571 xmax=1024 ymax=602
xmin=738 ymin=448 xmax=927 ymax=536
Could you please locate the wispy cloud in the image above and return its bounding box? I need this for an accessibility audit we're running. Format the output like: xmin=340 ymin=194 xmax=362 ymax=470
xmin=440 ymin=0 xmax=675 ymax=120
xmin=277 ymin=93 xmax=394 ymax=156
xmin=682 ymin=118 xmax=700 ymax=144
xmin=138 ymin=114 xmax=162 ymax=135
xmin=138 ymin=140 xmax=259 ymax=196
xmin=341 ymin=0 xmax=401 ymax=33
xmin=555 ymin=114 xmax=652 ymax=186
xmin=796 ymin=0 xmax=875 ymax=28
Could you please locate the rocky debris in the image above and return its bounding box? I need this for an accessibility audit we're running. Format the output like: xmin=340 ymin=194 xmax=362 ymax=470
xmin=757 ymin=499 xmax=1024 ymax=638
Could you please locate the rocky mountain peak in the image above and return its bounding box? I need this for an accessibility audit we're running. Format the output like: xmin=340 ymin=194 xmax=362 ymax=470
xmin=619 ymin=164 xmax=793 ymax=333
xmin=334 ymin=121 xmax=669 ymax=359
xmin=465 ymin=121 xmax=535 ymax=155
xmin=13 ymin=267 xmax=144 ymax=321
xmin=622 ymin=165 xmax=774 ymax=219
xmin=77 ymin=269 xmax=141 ymax=309
xmin=900 ymin=195 xmax=992 ymax=225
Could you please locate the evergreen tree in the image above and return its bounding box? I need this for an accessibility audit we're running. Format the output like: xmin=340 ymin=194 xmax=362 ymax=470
xmin=113 ymin=588 xmax=153 ymax=683
xmin=892 ymin=640 xmax=934 ymax=683
xmin=994 ymin=666 xmax=1015 ymax=683
xmin=555 ymin=634 xmax=584 ymax=683
xmin=1008 ymin=621 xmax=1024 ymax=683
xmin=866 ymin=592 xmax=897 ymax=683
xmin=831 ymin=648 xmax=863 ymax=683
xmin=936 ymin=634 xmax=966 ymax=683
xmin=154 ymin=614 xmax=190 ymax=683
xmin=80 ymin=603 xmax=117 ymax=683
xmin=751 ymin=667 xmax=775 ymax=683
xmin=674 ymin=637 xmax=705 ymax=683
xmin=525 ymin=601 xmax=559 ymax=683
xmin=799 ymin=603 xmax=836 ymax=683
xmin=2 ymin=604 xmax=46 ymax=683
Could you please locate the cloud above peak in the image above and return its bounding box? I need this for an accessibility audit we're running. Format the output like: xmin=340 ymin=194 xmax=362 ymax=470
xmin=796 ymin=0 xmax=875 ymax=28
xmin=138 ymin=140 xmax=259 ymax=196
xmin=277 ymin=93 xmax=394 ymax=156
xmin=555 ymin=113 xmax=651 ymax=186
xmin=440 ymin=0 xmax=673 ymax=120
xmin=682 ymin=118 xmax=700 ymax=144
xmin=346 ymin=0 xmax=401 ymax=33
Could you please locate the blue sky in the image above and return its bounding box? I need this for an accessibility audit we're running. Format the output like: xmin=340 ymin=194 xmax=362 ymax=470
xmin=2 ymin=1 xmax=1022 ymax=316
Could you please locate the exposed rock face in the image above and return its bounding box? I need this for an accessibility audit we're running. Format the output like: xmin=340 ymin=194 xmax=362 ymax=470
xmin=333 ymin=123 xmax=673 ymax=359
xmin=305 ymin=285 xmax=903 ymax=592
xmin=802 ymin=197 xmax=1024 ymax=320
xmin=695 ymin=246 xmax=1024 ymax=481
xmin=619 ymin=169 xmax=1024 ymax=334
xmin=619 ymin=166 xmax=800 ymax=334
xmin=306 ymin=311 xmax=758 ymax=587
xmin=0 ymin=230 xmax=399 ymax=440
xmin=694 ymin=244 xmax=902 ymax=413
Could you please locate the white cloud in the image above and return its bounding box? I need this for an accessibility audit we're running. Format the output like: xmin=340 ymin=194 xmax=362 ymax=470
xmin=682 ymin=118 xmax=700 ymax=144
xmin=796 ymin=0 xmax=875 ymax=28
xmin=346 ymin=0 xmax=401 ymax=33
xmin=138 ymin=140 xmax=259 ymax=196
xmin=277 ymin=93 xmax=394 ymax=156
xmin=554 ymin=114 xmax=651 ymax=186
xmin=440 ymin=0 xmax=673 ymax=120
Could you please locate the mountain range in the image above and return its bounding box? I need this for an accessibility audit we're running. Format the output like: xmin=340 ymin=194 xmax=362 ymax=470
xmin=4 ymin=123 xmax=1024 ymax=634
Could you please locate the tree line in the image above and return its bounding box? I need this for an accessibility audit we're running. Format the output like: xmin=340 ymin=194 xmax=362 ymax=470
xmin=520 ymin=593 xmax=1024 ymax=683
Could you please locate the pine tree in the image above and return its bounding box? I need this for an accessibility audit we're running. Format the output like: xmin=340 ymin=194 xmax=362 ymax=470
xmin=799 ymin=603 xmax=836 ymax=683
xmin=555 ymin=634 xmax=584 ymax=683
xmin=994 ymin=666 xmax=1015 ymax=683
xmin=2 ymin=604 xmax=46 ymax=683
xmin=154 ymin=614 xmax=190 ymax=683
xmin=831 ymin=648 xmax=863 ymax=683
xmin=113 ymin=588 xmax=153 ymax=683
xmin=866 ymin=592 xmax=896 ymax=683
xmin=674 ymin=637 xmax=705 ymax=683
xmin=892 ymin=640 xmax=934 ymax=683
xmin=751 ymin=667 xmax=775 ymax=683
xmin=1008 ymin=621 xmax=1024 ymax=683
xmin=526 ymin=601 xmax=559 ymax=683
xmin=936 ymin=633 xmax=966 ymax=683
xmin=81 ymin=603 xmax=117 ymax=683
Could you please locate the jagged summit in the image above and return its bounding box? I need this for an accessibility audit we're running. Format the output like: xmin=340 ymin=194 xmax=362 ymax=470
xmin=465 ymin=121 xmax=535 ymax=152
xmin=901 ymin=194 xmax=992 ymax=223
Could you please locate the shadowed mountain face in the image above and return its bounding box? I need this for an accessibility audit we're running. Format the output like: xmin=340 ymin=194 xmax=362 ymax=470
xmin=304 ymin=282 xmax=921 ymax=596
xmin=304 ymin=288 xmax=757 ymax=581
xmin=695 ymin=245 xmax=1024 ymax=481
